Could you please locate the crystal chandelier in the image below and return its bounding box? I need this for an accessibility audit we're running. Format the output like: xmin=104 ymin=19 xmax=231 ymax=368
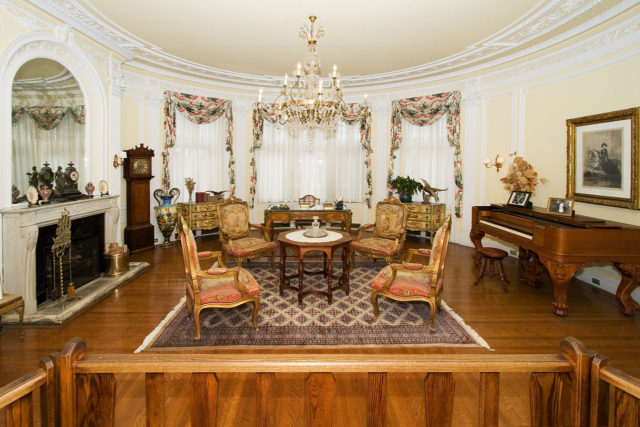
xmin=257 ymin=16 xmax=348 ymax=130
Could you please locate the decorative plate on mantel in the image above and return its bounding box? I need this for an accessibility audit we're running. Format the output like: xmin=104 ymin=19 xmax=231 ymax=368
xmin=98 ymin=180 xmax=109 ymax=196
xmin=25 ymin=185 xmax=39 ymax=206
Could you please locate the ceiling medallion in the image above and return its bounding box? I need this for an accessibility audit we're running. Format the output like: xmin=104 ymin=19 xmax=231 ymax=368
xmin=257 ymin=16 xmax=362 ymax=130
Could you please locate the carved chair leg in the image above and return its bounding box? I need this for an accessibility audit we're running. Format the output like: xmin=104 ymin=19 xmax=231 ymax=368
xmin=351 ymin=251 xmax=356 ymax=271
xmin=427 ymin=302 xmax=436 ymax=333
xmin=269 ymin=251 xmax=275 ymax=268
xmin=194 ymin=308 xmax=202 ymax=341
xmin=371 ymin=292 xmax=380 ymax=322
xmin=252 ymin=298 xmax=260 ymax=331
xmin=235 ymin=257 xmax=243 ymax=267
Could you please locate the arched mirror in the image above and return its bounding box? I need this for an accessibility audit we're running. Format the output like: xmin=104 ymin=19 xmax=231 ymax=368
xmin=11 ymin=58 xmax=85 ymax=202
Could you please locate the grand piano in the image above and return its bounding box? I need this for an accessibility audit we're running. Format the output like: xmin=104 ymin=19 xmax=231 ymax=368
xmin=470 ymin=204 xmax=640 ymax=316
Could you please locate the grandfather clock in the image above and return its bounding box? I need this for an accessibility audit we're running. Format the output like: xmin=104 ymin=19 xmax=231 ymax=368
xmin=123 ymin=143 xmax=155 ymax=252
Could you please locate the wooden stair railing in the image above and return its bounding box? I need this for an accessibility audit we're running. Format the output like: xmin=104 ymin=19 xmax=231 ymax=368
xmin=0 ymin=357 xmax=56 ymax=426
xmin=2 ymin=336 xmax=639 ymax=426
xmin=590 ymin=354 xmax=640 ymax=427
xmin=56 ymin=336 xmax=590 ymax=427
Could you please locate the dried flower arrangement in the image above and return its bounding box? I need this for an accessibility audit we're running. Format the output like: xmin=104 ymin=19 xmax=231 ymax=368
xmin=500 ymin=156 xmax=548 ymax=194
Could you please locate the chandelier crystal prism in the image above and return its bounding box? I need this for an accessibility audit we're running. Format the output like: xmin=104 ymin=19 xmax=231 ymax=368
xmin=257 ymin=16 xmax=348 ymax=130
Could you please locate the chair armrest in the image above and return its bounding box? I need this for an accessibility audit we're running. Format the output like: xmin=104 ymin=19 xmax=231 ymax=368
xmin=197 ymin=250 xmax=227 ymax=268
xmin=355 ymin=223 xmax=375 ymax=241
xmin=405 ymin=248 xmax=431 ymax=263
xmin=251 ymin=223 xmax=271 ymax=241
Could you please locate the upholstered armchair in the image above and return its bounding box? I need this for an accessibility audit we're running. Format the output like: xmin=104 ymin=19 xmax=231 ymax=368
xmin=218 ymin=196 xmax=277 ymax=267
xmin=350 ymin=196 xmax=408 ymax=266
xmin=178 ymin=217 xmax=261 ymax=340
xmin=370 ymin=214 xmax=451 ymax=333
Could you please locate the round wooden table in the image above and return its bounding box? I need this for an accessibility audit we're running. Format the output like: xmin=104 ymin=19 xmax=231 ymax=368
xmin=277 ymin=230 xmax=352 ymax=306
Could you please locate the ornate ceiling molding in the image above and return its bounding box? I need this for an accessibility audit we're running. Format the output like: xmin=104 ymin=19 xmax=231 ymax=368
xmin=7 ymin=0 xmax=638 ymax=89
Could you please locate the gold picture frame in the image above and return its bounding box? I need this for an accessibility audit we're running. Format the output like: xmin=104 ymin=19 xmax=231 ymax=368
xmin=566 ymin=107 xmax=639 ymax=209
xmin=546 ymin=197 xmax=573 ymax=216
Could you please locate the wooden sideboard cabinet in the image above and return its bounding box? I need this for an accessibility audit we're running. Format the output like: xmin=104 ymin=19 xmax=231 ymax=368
xmin=178 ymin=201 xmax=221 ymax=232
xmin=404 ymin=202 xmax=446 ymax=239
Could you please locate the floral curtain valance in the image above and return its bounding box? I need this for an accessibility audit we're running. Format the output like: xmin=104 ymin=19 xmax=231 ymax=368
xmin=249 ymin=103 xmax=372 ymax=208
xmin=12 ymin=105 xmax=85 ymax=130
xmin=162 ymin=91 xmax=235 ymax=191
xmin=388 ymin=91 xmax=462 ymax=217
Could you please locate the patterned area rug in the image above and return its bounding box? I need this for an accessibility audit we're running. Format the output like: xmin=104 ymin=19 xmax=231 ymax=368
xmin=137 ymin=262 xmax=490 ymax=350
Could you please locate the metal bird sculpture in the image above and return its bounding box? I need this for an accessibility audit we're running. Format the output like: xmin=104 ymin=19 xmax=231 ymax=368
xmin=419 ymin=178 xmax=447 ymax=204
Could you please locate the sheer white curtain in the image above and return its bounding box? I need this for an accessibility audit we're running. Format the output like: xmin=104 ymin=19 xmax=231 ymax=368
xmin=12 ymin=113 xmax=85 ymax=193
xmin=256 ymin=121 xmax=364 ymax=203
xmin=395 ymin=116 xmax=457 ymax=240
xmin=170 ymin=112 xmax=229 ymax=202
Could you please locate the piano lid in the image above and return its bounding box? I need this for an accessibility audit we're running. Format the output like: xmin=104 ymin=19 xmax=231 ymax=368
xmin=486 ymin=204 xmax=637 ymax=230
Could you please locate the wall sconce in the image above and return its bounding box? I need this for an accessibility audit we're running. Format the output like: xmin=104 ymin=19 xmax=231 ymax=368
xmin=113 ymin=151 xmax=127 ymax=168
xmin=483 ymin=152 xmax=516 ymax=173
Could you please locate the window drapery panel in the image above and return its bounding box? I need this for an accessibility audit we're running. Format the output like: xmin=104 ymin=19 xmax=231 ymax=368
xmin=251 ymin=102 xmax=372 ymax=207
xmin=12 ymin=105 xmax=85 ymax=129
xmin=170 ymin=113 xmax=230 ymax=202
xmin=12 ymin=112 xmax=85 ymax=192
xmin=255 ymin=122 xmax=365 ymax=204
xmin=162 ymin=91 xmax=235 ymax=192
xmin=388 ymin=91 xmax=462 ymax=217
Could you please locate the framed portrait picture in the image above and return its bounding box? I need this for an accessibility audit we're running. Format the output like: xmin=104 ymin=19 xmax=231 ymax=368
xmin=546 ymin=198 xmax=574 ymax=216
xmin=507 ymin=191 xmax=531 ymax=207
xmin=566 ymin=107 xmax=638 ymax=209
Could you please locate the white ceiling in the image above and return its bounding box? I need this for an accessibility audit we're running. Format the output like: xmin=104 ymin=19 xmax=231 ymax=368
xmin=65 ymin=0 xmax=631 ymax=80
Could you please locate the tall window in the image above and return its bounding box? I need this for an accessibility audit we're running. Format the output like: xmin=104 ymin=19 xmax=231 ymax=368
xmin=255 ymin=122 xmax=365 ymax=203
xmin=395 ymin=116 xmax=456 ymax=213
xmin=169 ymin=112 xmax=229 ymax=202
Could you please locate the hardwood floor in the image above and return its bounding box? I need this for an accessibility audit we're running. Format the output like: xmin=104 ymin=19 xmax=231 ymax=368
xmin=1 ymin=229 xmax=639 ymax=425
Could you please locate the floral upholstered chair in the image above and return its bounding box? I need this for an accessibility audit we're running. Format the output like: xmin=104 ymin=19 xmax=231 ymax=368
xmin=218 ymin=196 xmax=276 ymax=267
xmin=370 ymin=214 xmax=451 ymax=333
xmin=178 ymin=217 xmax=261 ymax=340
xmin=350 ymin=196 xmax=407 ymax=266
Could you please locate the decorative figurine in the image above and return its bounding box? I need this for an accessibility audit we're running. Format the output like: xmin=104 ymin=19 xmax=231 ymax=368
xmin=54 ymin=166 xmax=65 ymax=196
xmin=85 ymin=181 xmax=95 ymax=197
xmin=184 ymin=177 xmax=195 ymax=202
xmin=27 ymin=166 xmax=38 ymax=188
xmin=419 ymin=178 xmax=447 ymax=204
xmin=11 ymin=185 xmax=20 ymax=202
xmin=39 ymin=185 xmax=51 ymax=204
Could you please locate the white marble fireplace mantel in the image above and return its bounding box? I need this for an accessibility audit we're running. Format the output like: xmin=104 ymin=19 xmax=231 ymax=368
xmin=0 ymin=195 xmax=120 ymax=315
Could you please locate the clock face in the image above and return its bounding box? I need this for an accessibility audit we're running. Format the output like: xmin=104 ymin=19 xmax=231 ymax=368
xmin=133 ymin=158 xmax=150 ymax=175
xmin=69 ymin=170 xmax=79 ymax=182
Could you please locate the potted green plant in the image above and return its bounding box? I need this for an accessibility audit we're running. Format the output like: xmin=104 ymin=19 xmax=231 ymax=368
xmin=389 ymin=175 xmax=423 ymax=203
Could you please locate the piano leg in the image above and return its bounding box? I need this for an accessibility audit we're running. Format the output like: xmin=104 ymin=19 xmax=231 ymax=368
xmin=469 ymin=229 xmax=485 ymax=265
xmin=518 ymin=248 xmax=543 ymax=288
xmin=539 ymin=257 xmax=584 ymax=316
xmin=613 ymin=263 xmax=640 ymax=315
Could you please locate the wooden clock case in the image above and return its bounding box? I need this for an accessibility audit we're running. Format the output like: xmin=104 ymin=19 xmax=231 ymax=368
xmin=123 ymin=143 xmax=155 ymax=252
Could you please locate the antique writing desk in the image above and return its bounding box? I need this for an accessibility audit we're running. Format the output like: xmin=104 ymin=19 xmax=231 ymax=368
xmin=264 ymin=207 xmax=352 ymax=238
xmin=470 ymin=204 xmax=640 ymax=316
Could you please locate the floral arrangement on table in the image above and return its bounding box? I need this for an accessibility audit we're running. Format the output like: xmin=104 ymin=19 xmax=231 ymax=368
xmin=500 ymin=156 xmax=548 ymax=194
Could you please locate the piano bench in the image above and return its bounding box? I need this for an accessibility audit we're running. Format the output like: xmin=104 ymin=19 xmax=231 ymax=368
xmin=474 ymin=247 xmax=509 ymax=292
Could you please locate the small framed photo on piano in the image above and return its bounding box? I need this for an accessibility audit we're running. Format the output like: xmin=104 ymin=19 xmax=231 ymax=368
xmin=546 ymin=197 xmax=574 ymax=215
xmin=507 ymin=191 xmax=531 ymax=207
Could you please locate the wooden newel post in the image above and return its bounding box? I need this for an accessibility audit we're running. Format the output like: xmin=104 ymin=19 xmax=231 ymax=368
xmin=560 ymin=336 xmax=592 ymax=427
xmin=39 ymin=356 xmax=56 ymax=427
xmin=59 ymin=337 xmax=86 ymax=427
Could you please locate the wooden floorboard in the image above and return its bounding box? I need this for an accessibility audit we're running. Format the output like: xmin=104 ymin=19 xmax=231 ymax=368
xmin=1 ymin=229 xmax=639 ymax=425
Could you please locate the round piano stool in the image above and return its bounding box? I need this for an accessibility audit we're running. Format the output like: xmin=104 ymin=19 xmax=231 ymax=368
xmin=474 ymin=247 xmax=509 ymax=292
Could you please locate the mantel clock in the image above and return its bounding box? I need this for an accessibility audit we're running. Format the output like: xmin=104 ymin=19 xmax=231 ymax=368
xmin=123 ymin=143 xmax=155 ymax=252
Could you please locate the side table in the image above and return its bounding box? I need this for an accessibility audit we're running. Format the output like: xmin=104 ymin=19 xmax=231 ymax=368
xmin=278 ymin=230 xmax=352 ymax=306
xmin=0 ymin=294 xmax=25 ymax=340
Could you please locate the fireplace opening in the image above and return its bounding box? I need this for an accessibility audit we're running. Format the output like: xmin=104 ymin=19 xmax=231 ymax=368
xmin=35 ymin=214 xmax=105 ymax=305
